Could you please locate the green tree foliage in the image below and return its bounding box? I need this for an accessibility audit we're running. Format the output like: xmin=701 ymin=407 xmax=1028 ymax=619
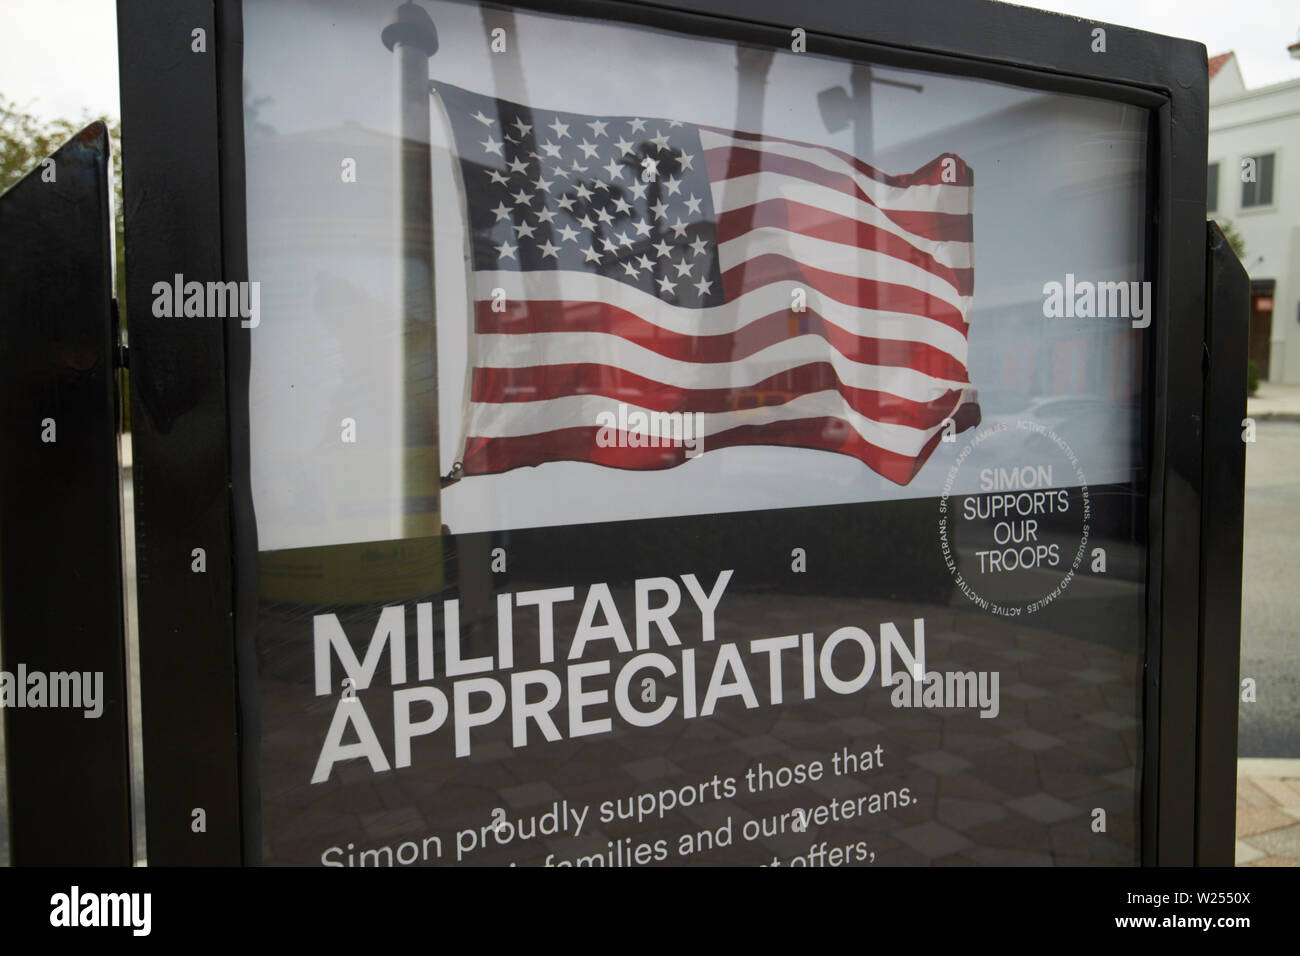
xmin=2 ymin=94 xmax=130 ymax=429
xmin=1213 ymin=217 xmax=1247 ymax=262
xmin=0 ymin=94 xmax=121 ymax=230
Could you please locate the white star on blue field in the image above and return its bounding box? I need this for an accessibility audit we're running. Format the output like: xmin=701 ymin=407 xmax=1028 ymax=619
xmin=436 ymin=81 xmax=723 ymax=307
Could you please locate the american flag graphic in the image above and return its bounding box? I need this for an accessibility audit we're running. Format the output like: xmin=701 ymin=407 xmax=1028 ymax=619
xmin=435 ymin=81 xmax=980 ymax=485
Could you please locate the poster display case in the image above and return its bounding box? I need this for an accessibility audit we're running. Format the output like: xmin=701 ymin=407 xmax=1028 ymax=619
xmin=114 ymin=0 xmax=1242 ymax=867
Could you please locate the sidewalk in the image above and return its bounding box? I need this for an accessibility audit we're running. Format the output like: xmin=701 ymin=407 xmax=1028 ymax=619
xmin=1237 ymin=758 xmax=1300 ymax=865
xmin=1247 ymin=382 xmax=1300 ymax=422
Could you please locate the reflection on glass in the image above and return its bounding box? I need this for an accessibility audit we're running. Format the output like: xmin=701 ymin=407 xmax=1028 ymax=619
xmin=239 ymin=0 xmax=1149 ymax=867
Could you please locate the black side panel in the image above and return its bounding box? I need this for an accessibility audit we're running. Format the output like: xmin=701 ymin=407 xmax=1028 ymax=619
xmin=0 ymin=122 xmax=133 ymax=865
xmin=1197 ymin=221 xmax=1248 ymax=865
xmin=215 ymin=0 xmax=263 ymax=866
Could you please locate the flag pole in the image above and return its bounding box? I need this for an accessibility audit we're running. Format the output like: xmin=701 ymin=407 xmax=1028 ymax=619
xmin=383 ymin=1 xmax=442 ymax=539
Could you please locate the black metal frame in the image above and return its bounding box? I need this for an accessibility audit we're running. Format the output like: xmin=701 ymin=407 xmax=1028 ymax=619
xmin=0 ymin=123 xmax=134 ymax=865
xmin=116 ymin=0 xmax=1237 ymax=866
xmin=1198 ymin=222 xmax=1249 ymax=865
xmin=117 ymin=0 xmax=242 ymax=865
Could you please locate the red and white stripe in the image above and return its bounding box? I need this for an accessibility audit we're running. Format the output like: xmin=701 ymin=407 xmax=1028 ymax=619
xmin=460 ymin=131 xmax=977 ymax=486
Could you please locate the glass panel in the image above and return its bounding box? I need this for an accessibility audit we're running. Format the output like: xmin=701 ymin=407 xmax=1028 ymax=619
xmin=239 ymin=0 xmax=1151 ymax=866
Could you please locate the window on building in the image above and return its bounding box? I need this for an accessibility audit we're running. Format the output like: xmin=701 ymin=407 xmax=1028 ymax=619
xmin=1207 ymin=162 xmax=1219 ymax=213
xmin=1241 ymin=153 xmax=1275 ymax=208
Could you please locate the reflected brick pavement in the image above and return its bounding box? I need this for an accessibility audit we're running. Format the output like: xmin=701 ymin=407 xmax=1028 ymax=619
xmin=1236 ymin=761 xmax=1300 ymax=866
xmin=256 ymin=590 xmax=1142 ymax=866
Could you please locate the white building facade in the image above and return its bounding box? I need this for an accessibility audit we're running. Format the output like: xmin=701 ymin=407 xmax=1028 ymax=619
xmin=1208 ymin=50 xmax=1300 ymax=384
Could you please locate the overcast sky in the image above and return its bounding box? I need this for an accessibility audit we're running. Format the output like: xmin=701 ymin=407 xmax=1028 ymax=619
xmin=0 ymin=0 xmax=1297 ymax=124
xmin=1018 ymin=0 xmax=1300 ymax=87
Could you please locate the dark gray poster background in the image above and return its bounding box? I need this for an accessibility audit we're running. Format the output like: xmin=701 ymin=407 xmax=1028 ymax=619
xmin=254 ymin=487 xmax=1144 ymax=866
